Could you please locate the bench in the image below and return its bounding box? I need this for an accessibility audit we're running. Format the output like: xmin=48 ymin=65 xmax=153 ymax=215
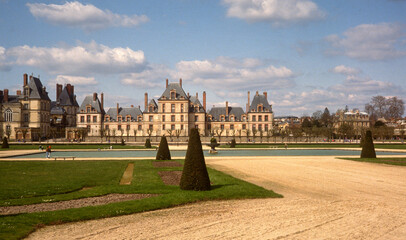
xmin=53 ymin=156 xmax=75 ymax=161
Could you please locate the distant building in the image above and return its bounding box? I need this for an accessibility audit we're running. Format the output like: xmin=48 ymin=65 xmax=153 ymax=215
xmin=334 ymin=110 xmax=370 ymax=134
xmin=0 ymin=74 xmax=51 ymax=140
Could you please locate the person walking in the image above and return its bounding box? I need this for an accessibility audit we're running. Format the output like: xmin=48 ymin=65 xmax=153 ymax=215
xmin=46 ymin=145 xmax=51 ymax=158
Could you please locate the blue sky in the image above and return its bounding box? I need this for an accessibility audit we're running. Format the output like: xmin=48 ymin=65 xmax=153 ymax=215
xmin=1 ymin=0 xmax=405 ymax=116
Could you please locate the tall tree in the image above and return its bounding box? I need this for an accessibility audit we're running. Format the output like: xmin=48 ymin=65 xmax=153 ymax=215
xmin=321 ymin=107 xmax=332 ymax=127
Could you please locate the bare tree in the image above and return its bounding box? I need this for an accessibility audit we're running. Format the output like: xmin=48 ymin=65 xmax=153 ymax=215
xmin=214 ymin=128 xmax=224 ymax=143
xmin=365 ymin=95 xmax=405 ymax=120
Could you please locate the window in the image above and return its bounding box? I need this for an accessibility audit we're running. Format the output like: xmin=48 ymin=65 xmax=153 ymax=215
xmin=138 ymin=125 xmax=142 ymax=130
xmin=258 ymin=116 xmax=262 ymax=122
xmin=126 ymin=116 xmax=131 ymax=121
xmin=242 ymin=124 xmax=246 ymax=130
xmin=230 ymin=124 xmax=234 ymax=130
xmin=265 ymin=124 xmax=269 ymax=131
xmin=170 ymin=91 xmax=176 ymax=99
xmin=149 ymin=124 xmax=153 ymax=130
xmin=149 ymin=115 xmax=153 ymax=122
xmin=221 ymin=124 xmax=224 ymax=130
xmin=93 ymin=116 xmax=97 ymax=122
xmin=242 ymin=116 xmax=247 ymax=121
xmin=149 ymin=106 xmax=154 ymax=112
xmin=252 ymin=116 xmax=256 ymax=122
xmin=220 ymin=115 xmax=225 ymax=122
xmin=258 ymin=105 xmax=263 ymax=112
xmin=87 ymin=115 xmax=91 ymax=123
xmin=207 ymin=124 xmax=211 ymax=130
xmin=105 ymin=116 xmax=110 ymax=121
xmin=171 ymin=124 xmax=175 ymax=130
xmin=162 ymin=115 xmax=165 ymax=122
xmin=126 ymin=125 xmax=130 ymax=130
xmin=252 ymin=124 xmax=256 ymax=130
xmin=195 ymin=116 xmax=198 ymax=121
xmin=265 ymin=115 xmax=269 ymax=121
xmin=230 ymin=116 xmax=234 ymax=122
xmin=24 ymin=104 xmax=29 ymax=110
xmin=181 ymin=104 xmax=184 ymax=113
xmin=258 ymin=124 xmax=262 ymax=131
xmin=4 ymin=109 xmax=12 ymax=122
xmin=80 ymin=116 xmax=85 ymax=123
xmin=162 ymin=104 xmax=165 ymax=113
xmin=105 ymin=125 xmax=109 ymax=129
xmin=171 ymin=115 xmax=175 ymax=122
xmin=86 ymin=106 xmax=91 ymax=112
xmin=24 ymin=113 xmax=29 ymax=122
xmin=171 ymin=104 xmax=175 ymax=113
xmin=181 ymin=115 xmax=184 ymax=122
xmin=181 ymin=124 xmax=184 ymax=130
xmin=162 ymin=124 xmax=166 ymax=130
xmin=118 ymin=125 xmax=122 ymax=130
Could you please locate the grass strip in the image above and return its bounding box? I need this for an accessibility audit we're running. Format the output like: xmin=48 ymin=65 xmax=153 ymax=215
xmin=339 ymin=157 xmax=406 ymax=166
xmin=0 ymin=160 xmax=281 ymax=240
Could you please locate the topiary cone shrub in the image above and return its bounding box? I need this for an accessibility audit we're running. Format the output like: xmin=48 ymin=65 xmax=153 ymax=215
xmin=156 ymin=136 xmax=171 ymax=160
xmin=2 ymin=137 xmax=9 ymax=148
xmin=145 ymin=138 xmax=152 ymax=148
xmin=180 ymin=128 xmax=211 ymax=191
xmin=360 ymin=130 xmax=376 ymax=158
xmin=230 ymin=139 xmax=236 ymax=148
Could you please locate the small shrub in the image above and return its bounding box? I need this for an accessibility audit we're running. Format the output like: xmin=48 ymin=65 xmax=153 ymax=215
xmin=230 ymin=139 xmax=236 ymax=148
xmin=156 ymin=136 xmax=171 ymax=160
xmin=2 ymin=137 xmax=9 ymax=148
xmin=180 ymin=128 xmax=211 ymax=191
xmin=360 ymin=130 xmax=376 ymax=158
xmin=145 ymin=138 xmax=152 ymax=148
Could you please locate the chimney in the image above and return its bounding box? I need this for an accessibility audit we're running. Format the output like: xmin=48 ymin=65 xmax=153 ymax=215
xmin=187 ymin=92 xmax=190 ymax=98
xmin=100 ymin=93 xmax=104 ymax=110
xmin=144 ymin=93 xmax=148 ymax=111
xmin=117 ymin=103 xmax=119 ymax=118
xmin=247 ymin=91 xmax=250 ymax=112
xmin=166 ymin=79 xmax=168 ymax=88
xmin=256 ymin=91 xmax=259 ymax=96
xmin=3 ymin=89 xmax=8 ymax=103
xmin=196 ymin=92 xmax=198 ymax=99
xmin=179 ymin=78 xmax=182 ymax=87
xmin=226 ymin=101 xmax=229 ymax=116
xmin=131 ymin=105 xmax=134 ymax=108
xmin=71 ymin=85 xmax=74 ymax=96
xmin=203 ymin=91 xmax=206 ymax=111
xmin=56 ymin=84 xmax=62 ymax=100
xmin=23 ymin=73 xmax=28 ymax=86
xmin=93 ymin=92 xmax=97 ymax=101
xmin=16 ymin=90 xmax=22 ymax=96
xmin=263 ymin=92 xmax=267 ymax=100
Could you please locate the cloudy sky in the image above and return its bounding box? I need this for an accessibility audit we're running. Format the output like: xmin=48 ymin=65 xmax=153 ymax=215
xmin=0 ymin=0 xmax=405 ymax=116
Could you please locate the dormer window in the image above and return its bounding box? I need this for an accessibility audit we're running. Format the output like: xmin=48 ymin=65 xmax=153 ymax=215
xmin=137 ymin=116 xmax=142 ymax=121
xmin=149 ymin=106 xmax=154 ymax=112
xmin=170 ymin=90 xmax=176 ymax=99
xmin=220 ymin=115 xmax=225 ymax=122
xmin=258 ymin=104 xmax=263 ymax=112
xmin=230 ymin=115 xmax=235 ymax=122
xmin=86 ymin=106 xmax=91 ymax=113
xmin=118 ymin=116 xmax=122 ymax=122
xmin=126 ymin=115 xmax=131 ymax=121
xmin=105 ymin=115 xmax=110 ymax=121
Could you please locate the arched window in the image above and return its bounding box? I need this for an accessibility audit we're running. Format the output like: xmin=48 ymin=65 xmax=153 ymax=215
xmin=4 ymin=109 xmax=12 ymax=122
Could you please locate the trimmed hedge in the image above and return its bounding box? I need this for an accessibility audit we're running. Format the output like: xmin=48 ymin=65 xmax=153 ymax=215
xmin=156 ymin=136 xmax=171 ymax=160
xmin=180 ymin=128 xmax=211 ymax=191
xmin=145 ymin=138 xmax=152 ymax=148
xmin=230 ymin=139 xmax=236 ymax=148
xmin=2 ymin=137 xmax=9 ymax=149
xmin=360 ymin=130 xmax=376 ymax=158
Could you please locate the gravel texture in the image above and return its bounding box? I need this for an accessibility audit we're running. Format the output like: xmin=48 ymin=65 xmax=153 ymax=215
xmin=27 ymin=156 xmax=406 ymax=239
xmin=158 ymin=171 xmax=182 ymax=185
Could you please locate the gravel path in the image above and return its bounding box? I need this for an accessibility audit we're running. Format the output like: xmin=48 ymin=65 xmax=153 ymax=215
xmin=27 ymin=156 xmax=406 ymax=239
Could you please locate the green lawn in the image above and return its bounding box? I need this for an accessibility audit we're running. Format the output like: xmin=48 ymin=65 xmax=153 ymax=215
xmin=340 ymin=157 xmax=406 ymax=166
xmin=220 ymin=143 xmax=406 ymax=149
xmin=0 ymin=160 xmax=281 ymax=240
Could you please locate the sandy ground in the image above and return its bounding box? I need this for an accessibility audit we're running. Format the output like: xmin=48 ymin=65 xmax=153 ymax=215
xmin=26 ymin=156 xmax=406 ymax=239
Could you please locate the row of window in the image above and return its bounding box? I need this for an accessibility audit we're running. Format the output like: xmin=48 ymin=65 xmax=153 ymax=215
xmin=209 ymin=124 xmax=270 ymax=131
xmin=210 ymin=115 xmax=270 ymax=122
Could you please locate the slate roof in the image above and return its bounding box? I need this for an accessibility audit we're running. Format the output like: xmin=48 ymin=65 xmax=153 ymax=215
xmin=50 ymin=102 xmax=66 ymax=115
xmin=78 ymin=95 xmax=104 ymax=114
xmin=58 ymin=87 xmax=79 ymax=107
xmin=249 ymin=94 xmax=272 ymax=112
xmin=145 ymin=99 xmax=158 ymax=113
xmin=28 ymin=76 xmax=51 ymax=101
xmin=106 ymin=107 xmax=143 ymax=121
xmin=158 ymin=83 xmax=188 ymax=100
xmin=189 ymin=96 xmax=205 ymax=113
xmin=208 ymin=107 xmax=245 ymax=121
xmin=0 ymin=94 xmax=20 ymax=104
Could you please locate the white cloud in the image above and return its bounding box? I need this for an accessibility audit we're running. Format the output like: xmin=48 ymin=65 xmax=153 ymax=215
xmin=173 ymin=57 xmax=295 ymax=90
xmin=0 ymin=46 xmax=11 ymax=71
xmin=53 ymin=75 xmax=98 ymax=85
xmin=330 ymin=75 xmax=401 ymax=95
xmin=27 ymin=1 xmax=149 ymax=31
xmin=223 ymin=0 xmax=325 ymax=24
xmin=326 ymin=23 xmax=406 ymax=60
xmin=331 ymin=65 xmax=360 ymax=75
xmin=120 ymin=64 xmax=173 ymax=88
xmin=7 ymin=41 xmax=146 ymax=75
